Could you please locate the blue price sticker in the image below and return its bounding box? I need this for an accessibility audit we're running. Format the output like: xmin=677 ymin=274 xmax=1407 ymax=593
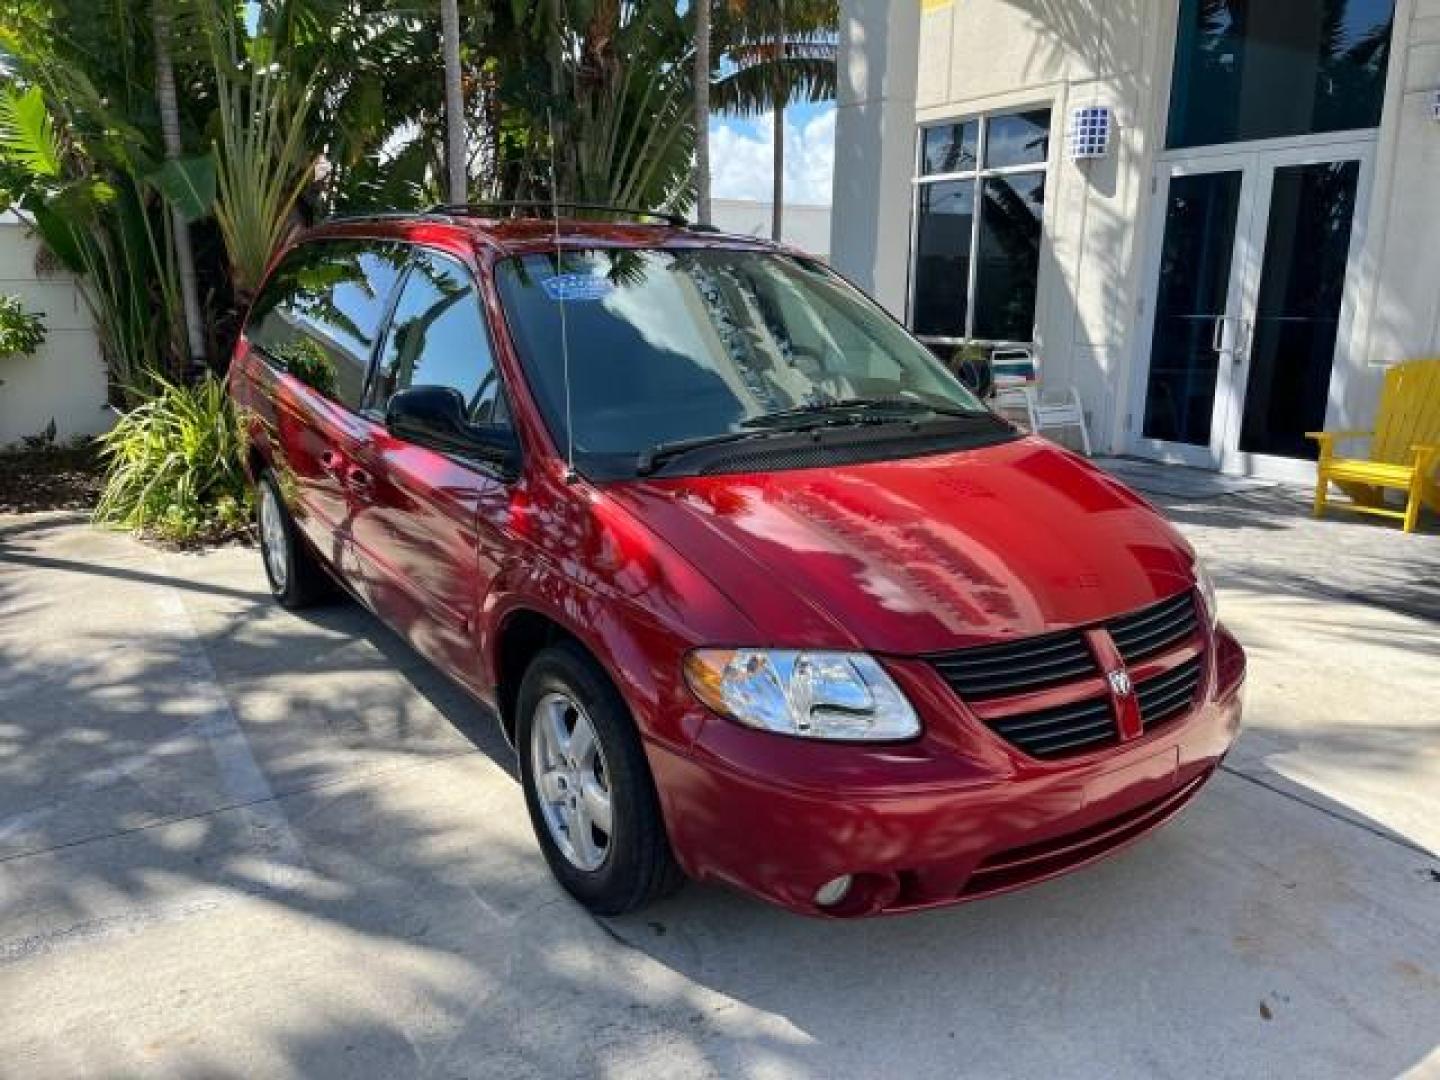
xmin=541 ymin=273 xmax=614 ymax=302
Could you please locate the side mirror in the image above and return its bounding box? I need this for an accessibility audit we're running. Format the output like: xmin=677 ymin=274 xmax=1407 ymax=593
xmin=385 ymin=386 xmax=520 ymax=477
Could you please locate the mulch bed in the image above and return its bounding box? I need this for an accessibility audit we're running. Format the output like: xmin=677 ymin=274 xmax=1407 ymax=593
xmin=0 ymin=440 xmax=106 ymax=514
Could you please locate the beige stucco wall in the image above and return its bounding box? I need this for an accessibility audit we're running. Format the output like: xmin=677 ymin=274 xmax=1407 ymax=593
xmin=914 ymin=0 xmax=1164 ymax=449
xmin=1358 ymin=0 xmax=1440 ymax=400
xmin=842 ymin=0 xmax=1440 ymax=457
xmin=0 ymin=217 xmax=111 ymax=447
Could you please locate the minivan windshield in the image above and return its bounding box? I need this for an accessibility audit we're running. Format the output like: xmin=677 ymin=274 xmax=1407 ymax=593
xmin=495 ymin=249 xmax=997 ymax=477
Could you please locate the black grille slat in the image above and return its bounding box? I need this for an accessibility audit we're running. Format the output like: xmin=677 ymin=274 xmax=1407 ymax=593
xmin=1111 ymin=610 xmax=1195 ymax=656
xmin=933 ymin=642 xmax=1088 ymax=676
xmin=1109 ymin=592 xmax=1198 ymax=663
xmin=945 ymin=661 xmax=1100 ymax=697
xmin=1136 ymin=662 xmax=1200 ymax=700
xmin=1110 ymin=591 xmax=1192 ymax=632
xmin=932 ymin=634 xmax=1091 ymax=671
xmin=928 ymin=631 xmax=1098 ymax=701
xmin=989 ymin=697 xmax=1116 ymax=760
xmin=1135 ymin=657 xmax=1203 ymax=729
xmin=993 ymin=700 xmax=1111 ymax=736
xmin=1020 ymin=720 xmax=1118 ymax=756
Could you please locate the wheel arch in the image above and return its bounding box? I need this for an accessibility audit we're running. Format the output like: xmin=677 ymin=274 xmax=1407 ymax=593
xmin=491 ymin=607 xmax=583 ymax=747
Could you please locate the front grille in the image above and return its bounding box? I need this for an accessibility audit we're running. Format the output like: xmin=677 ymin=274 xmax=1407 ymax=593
xmin=929 ymin=589 xmax=1206 ymax=761
xmin=1108 ymin=591 xmax=1198 ymax=664
xmin=928 ymin=630 xmax=1099 ymax=700
xmin=989 ymin=696 xmax=1117 ymax=759
xmin=1135 ymin=655 xmax=1204 ymax=730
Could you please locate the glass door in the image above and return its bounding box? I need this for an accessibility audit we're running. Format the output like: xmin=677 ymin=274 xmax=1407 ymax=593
xmin=1134 ymin=147 xmax=1368 ymax=476
xmin=1226 ymin=157 xmax=1363 ymax=467
xmin=1134 ymin=158 xmax=1259 ymax=468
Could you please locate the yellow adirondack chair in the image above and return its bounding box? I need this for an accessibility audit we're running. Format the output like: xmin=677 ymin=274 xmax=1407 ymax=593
xmin=1306 ymin=358 xmax=1440 ymax=533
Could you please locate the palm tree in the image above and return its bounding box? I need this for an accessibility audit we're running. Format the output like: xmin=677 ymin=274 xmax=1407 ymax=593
xmin=440 ymin=0 xmax=466 ymax=203
xmin=151 ymin=3 xmax=205 ymax=368
xmin=693 ymin=0 xmax=712 ymax=226
xmin=714 ymin=0 xmax=838 ymax=240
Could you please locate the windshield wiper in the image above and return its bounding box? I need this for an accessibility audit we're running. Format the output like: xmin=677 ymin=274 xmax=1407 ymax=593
xmin=635 ymin=427 xmax=811 ymax=476
xmin=740 ymin=397 xmax=982 ymax=430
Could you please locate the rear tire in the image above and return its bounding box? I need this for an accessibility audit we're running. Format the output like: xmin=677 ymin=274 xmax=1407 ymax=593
xmin=517 ymin=641 xmax=684 ymax=915
xmin=256 ymin=470 xmax=331 ymax=610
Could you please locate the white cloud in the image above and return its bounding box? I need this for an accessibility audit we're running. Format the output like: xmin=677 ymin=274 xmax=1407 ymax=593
xmin=709 ymin=107 xmax=835 ymax=206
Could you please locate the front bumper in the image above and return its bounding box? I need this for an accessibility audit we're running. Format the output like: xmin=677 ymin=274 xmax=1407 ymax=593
xmin=649 ymin=624 xmax=1245 ymax=917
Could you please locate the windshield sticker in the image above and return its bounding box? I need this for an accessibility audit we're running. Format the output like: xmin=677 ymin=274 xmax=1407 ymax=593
xmin=541 ymin=273 xmax=615 ymax=302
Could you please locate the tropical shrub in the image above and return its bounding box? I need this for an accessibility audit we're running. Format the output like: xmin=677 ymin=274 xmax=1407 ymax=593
xmin=271 ymin=337 xmax=336 ymax=397
xmin=94 ymin=375 xmax=252 ymax=542
xmin=0 ymin=295 xmax=46 ymax=357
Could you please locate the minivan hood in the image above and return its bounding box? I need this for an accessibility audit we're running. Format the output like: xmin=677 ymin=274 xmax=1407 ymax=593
xmin=604 ymin=438 xmax=1197 ymax=655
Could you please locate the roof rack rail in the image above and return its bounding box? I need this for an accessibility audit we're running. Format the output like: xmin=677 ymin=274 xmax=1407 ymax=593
xmin=321 ymin=210 xmax=457 ymax=225
xmin=427 ymin=201 xmax=690 ymax=229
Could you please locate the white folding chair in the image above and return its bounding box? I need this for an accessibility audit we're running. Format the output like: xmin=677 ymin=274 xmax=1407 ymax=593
xmin=988 ymin=347 xmax=1093 ymax=456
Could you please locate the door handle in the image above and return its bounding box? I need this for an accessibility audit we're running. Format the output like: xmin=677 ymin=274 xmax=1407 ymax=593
xmin=319 ymin=449 xmax=344 ymax=473
xmin=1211 ymin=316 xmax=1229 ymax=354
xmin=1234 ymin=319 xmax=1251 ymax=363
xmin=347 ymin=466 xmax=373 ymax=489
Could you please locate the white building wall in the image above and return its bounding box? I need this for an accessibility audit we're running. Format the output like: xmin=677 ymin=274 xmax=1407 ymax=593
xmin=915 ymin=0 xmax=1161 ymax=449
xmin=832 ymin=0 xmax=921 ymax=314
xmin=1355 ymin=0 xmax=1440 ymax=421
xmin=836 ymin=0 xmax=1440 ymax=457
xmin=710 ymin=199 xmax=833 ymax=259
xmin=0 ymin=216 xmax=111 ymax=447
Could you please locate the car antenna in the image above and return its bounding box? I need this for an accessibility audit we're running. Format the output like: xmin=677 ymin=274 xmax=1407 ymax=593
xmin=548 ymin=110 xmax=578 ymax=484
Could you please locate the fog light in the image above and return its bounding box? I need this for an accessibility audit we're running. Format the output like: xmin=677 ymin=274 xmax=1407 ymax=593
xmin=814 ymin=875 xmax=853 ymax=907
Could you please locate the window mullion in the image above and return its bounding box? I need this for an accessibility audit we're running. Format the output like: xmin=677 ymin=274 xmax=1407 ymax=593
xmin=965 ymin=120 xmax=987 ymax=341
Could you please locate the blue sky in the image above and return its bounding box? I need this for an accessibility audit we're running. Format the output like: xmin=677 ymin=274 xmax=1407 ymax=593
xmin=709 ymin=101 xmax=836 ymax=206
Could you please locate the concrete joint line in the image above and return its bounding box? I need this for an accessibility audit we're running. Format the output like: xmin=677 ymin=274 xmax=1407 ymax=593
xmin=1219 ymin=764 xmax=1436 ymax=860
xmin=149 ymin=568 xmax=309 ymax=892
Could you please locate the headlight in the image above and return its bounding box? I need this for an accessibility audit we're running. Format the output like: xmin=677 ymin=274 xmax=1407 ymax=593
xmin=683 ymin=649 xmax=921 ymax=741
xmin=1193 ymin=558 xmax=1219 ymax=626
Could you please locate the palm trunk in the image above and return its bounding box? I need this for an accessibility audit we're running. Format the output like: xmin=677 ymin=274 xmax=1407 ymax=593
xmin=441 ymin=0 xmax=466 ymax=203
xmin=693 ymin=0 xmax=712 ymax=226
xmin=770 ymin=4 xmax=786 ymax=242
xmin=771 ymin=98 xmax=784 ymax=241
xmin=152 ymin=6 xmax=206 ymax=370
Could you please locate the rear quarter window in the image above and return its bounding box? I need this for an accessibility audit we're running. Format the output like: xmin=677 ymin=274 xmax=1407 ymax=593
xmin=245 ymin=239 xmax=408 ymax=410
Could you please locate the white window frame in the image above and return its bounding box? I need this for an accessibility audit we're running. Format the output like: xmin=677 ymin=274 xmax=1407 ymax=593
xmin=907 ymin=108 xmax=1053 ymax=350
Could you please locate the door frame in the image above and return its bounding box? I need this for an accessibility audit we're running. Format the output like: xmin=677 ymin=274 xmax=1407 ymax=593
xmin=1128 ymin=131 xmax=1377 ymax=482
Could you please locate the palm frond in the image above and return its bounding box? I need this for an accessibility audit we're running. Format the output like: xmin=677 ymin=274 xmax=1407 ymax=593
xmin=0 ymin=85 xmax=64 ymax=179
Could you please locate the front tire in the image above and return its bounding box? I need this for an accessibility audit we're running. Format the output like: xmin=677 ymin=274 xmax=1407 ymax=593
xmin=517 ymin=641 xmax=683 ymax=915
xmin=256 ymin=470 xmax=330 ymax=609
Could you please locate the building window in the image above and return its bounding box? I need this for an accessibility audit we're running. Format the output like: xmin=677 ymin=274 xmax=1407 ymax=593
xmin=1167 ymin=0 xmax=1395 ymax=150
xmin=910 ymin=109 xmax=1050 ymax=347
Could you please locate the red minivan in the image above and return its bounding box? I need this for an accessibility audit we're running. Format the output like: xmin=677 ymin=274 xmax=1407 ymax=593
xmin=229 ymin=209 xmax=1245 ymax=918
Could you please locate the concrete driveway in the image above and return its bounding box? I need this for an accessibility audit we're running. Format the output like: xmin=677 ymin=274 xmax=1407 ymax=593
xmin=1 ymin=488 xmax=1438 ymax=1079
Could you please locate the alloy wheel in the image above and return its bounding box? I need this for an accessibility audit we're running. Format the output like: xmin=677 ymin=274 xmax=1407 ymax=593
xmin=530 ymin=691 xmax=613 ymax=872
xmin=258 ymin=483 xmax=289 ymax=592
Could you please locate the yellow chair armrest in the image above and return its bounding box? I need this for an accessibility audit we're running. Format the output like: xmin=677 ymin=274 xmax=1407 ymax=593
xmin=1308 ymin=430 xmax=1372 ymax=464
xmin=1305 ymin=429 xmax=1372 ymax=444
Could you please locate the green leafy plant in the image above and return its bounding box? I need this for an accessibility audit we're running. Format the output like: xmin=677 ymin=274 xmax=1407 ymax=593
xmin=271 ymin=337 xmax=337 ymax=397
xmin=94 ymin=374 xmax=253 ymax=543
xmin=0 ymin=295 xmax=47 ymax=358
